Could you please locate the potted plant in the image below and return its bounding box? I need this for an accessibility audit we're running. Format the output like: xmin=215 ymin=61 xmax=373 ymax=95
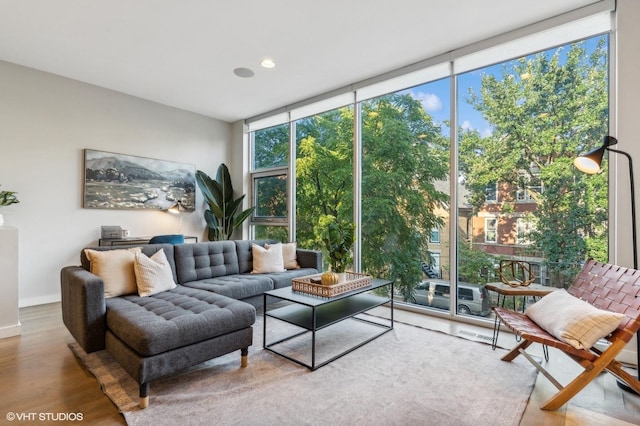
xmin=0 ymin=186 xmax=19 ymax=226
xmin=196 ymin=164 xmax=255 ymax=241
xmin=320 ymin=217 xmax=355 ymax=275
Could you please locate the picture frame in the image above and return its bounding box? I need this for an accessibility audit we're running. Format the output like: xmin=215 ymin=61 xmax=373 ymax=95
xmin=83 ymin=149 xmax=196 ymax=211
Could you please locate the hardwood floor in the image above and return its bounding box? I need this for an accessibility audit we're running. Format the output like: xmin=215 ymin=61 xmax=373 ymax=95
xmin=0 ymin=303 xmax=125 ymax=425
xmin=1 ymin=303 xmax=638 ymax=425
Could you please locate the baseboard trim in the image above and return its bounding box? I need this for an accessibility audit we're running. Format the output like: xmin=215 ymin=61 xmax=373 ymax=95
xmin=0 ymin=323 xmax=22 ymax=339
xmin=19 ymin=294 xmax=60 ymax=308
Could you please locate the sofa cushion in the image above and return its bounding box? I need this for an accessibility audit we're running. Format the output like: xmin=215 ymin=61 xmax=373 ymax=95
xmin=251 ymin=243 xmax=286 ymax=273
xmin=81 ymin=244 xmax=177 ymax=282
xmin=174 ymin=241 xmax=240 ymax=284
xmin=235 ymin=239 xmax=279 ymax=273
xmin=182 ymin=274 xmax=274 ymax=300
xmin=266 ymin=242 xmax=300 ymax=269
xmin=134 ymin=250 xmax=177 ymax=297
xmin=84 ymin=247 xmax=142 ymax=298
xmin=105 ymin=286 xmax=256 ymax=356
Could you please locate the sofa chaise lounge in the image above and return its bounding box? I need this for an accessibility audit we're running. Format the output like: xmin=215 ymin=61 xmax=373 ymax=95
xmin=61 ymin=239 xmax=321 ymax=408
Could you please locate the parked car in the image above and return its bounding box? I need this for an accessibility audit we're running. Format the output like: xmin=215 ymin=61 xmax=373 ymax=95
xmin=411 ymin=279 xmax=491 ymax=316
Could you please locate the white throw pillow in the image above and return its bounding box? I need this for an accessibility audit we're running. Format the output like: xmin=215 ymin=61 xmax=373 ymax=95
xmin=266 ymin=242 xmax=300 ymax=269
xmin=84 ymin=247 xmax=142 ymax=298
xmin=134 ymin=249 xmax=177 ymax=297
xmin=525 ymin=289 xmax=626 ymax=350
xmin=251 ymin=243 xmax=286 ymax=274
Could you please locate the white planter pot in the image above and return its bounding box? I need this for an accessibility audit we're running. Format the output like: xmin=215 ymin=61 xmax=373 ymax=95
xmin=0 ymin=213 xmax=4 ymax=226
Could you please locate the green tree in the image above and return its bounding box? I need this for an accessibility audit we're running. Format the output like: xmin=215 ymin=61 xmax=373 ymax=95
xmin=295 ymin=108 xmax=355 ymax=258
xmin=254 ymin=124 xmax=289 ymax=169
xmin=253 ymin=123 xmax=289 ymax=241
xmin=361 ymin=94 xmax=449 ymax=300
xmin=456 ymin=238 xmax=501 ymax=284
xmin=292 ymin=95 xmax=449 ymax=301
xmin=459 ymin=37 xmax=609 ymax=286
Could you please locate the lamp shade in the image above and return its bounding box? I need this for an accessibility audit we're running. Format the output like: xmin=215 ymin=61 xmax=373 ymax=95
xmin=168 ymin=201 xmax=182 ymax=214
xmin=573 ymin=135 xmax=618 ymax=174
xmin=573 ymin=146 xmax=606 ymax=174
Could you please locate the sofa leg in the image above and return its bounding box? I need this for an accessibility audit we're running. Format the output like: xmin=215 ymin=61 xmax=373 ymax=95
xmin=241 ymin=347 xmax=248 ymax=368
xmin=140 ymin=383 xmax=149 ymax=409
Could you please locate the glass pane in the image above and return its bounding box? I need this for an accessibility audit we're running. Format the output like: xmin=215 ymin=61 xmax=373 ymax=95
xmin=254 ymin=174 xmax=287 ymax=219
xmin=254 ymin=225 xmax=289 ymax=241
xmin=295 ymin=107 xmax=354 ymax=270
xmin=457 ymin=35 xmax=609 ymax=316
xmin=253 ymin=123 xmax=289 ymax=169
xmin=360 ymin=79 xmax=451 ymax=307
xmin=430 ymin=228 xmax=440 ymax=243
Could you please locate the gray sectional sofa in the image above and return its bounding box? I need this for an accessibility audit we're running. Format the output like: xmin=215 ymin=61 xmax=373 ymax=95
xmin=61 ymin=239 xmax=321 ymax=408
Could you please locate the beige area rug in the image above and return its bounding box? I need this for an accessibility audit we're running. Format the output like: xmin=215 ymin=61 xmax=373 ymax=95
xmin=70 ymin=314 xmax=538 ymax=426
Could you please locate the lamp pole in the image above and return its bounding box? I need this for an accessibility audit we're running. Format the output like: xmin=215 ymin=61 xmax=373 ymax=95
xmin=608 ymin=147 xmax=639 ymax=394
xmin=575 ymin=136 xmax=639 ymax=394
xmin=607 ymin=148 xmax=637 ymax=269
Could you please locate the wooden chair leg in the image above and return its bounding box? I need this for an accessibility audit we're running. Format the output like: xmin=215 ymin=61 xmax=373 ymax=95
xmin=541 ymin=366 xmax=605 ymax=410
xmin=541 ymin=342 xmax=625 ymax=411
xmin=607 ymin=361 xmax=640 ymax=394
xmin=501 ymin=339 xmax=533 ymax=362
xmin=140 ymin=383 xmax=149 ymax=409
xmin=241 ymin=347 xmax=248 ymax=368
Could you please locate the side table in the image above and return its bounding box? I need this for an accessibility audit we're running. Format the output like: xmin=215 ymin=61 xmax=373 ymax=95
xmin=487 ymin=282 xmax=557 ymax=358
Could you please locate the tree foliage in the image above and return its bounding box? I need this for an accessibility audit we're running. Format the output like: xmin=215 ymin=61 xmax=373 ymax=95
xmin=360 ymin=94 xmax=449 ymax=299
xmin=253 ymin=124 xmax=288 ymax=169
xmin=252 ymin=36 xmax=608 ymax=294
xmin=295 ymin=108 xmax=355 ymax=252
xmin=293 ymin=94 xmax=449 ymax=300
xmin=459 ymin=38 xmax=609 ymax=285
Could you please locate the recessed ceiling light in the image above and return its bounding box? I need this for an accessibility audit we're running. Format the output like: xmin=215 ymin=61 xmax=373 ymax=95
xmin=260 ymin=58 xmax=276 ymax=69
xmin=233 ymin=67 xmax=255 ymax=78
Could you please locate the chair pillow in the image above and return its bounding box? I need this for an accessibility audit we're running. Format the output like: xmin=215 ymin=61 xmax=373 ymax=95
xmin=251 ymin=243 xmax=286 ymax=274
xmin=525 ymin=289 xmax=626 ymax=350
xmin=134 ymin=249 xmax=177 ymax=297
xmin=84 ymin=247 xmax=142 ymax=298
xmin=266 ymin=242 xmax=300 ymax=269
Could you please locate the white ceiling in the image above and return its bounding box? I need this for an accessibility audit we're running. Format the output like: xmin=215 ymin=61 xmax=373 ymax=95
xmin=0 ymin=0 xmax=600 ymax=123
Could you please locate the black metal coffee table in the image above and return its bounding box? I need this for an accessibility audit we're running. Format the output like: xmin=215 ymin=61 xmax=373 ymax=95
xmin=263 ymin=278 xmax=393 ymax=370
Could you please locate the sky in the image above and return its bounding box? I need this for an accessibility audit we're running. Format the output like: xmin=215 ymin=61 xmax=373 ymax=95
xmin=405 ymin=70 xmax=497 ymax=139
xmin=405 ymin=34 xmax=606 ymax=139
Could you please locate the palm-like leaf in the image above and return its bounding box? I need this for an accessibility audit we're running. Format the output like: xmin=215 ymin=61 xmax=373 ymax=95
xmin=196 ymin=164 xmax=256 ymax=241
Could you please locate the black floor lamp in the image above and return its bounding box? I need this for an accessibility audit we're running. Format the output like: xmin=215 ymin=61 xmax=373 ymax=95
xmin=574 ymin=135 xmax=639 ymax=395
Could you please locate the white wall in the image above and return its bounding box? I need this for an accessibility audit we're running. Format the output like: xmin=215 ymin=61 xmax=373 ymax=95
xmin=230 ymin=120 xmax=252 ymax=238
xmin=614 ymin=0 xmax=640 ymax=365
xmin=0 ymin=61 xmax=231 ymax=307
xmin=615 ymin=0 xmax=640 ymax=267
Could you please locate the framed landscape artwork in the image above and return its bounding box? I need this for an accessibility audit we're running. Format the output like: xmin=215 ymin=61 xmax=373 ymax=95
xmin=83 ymin=149 xmax=196 ymax=211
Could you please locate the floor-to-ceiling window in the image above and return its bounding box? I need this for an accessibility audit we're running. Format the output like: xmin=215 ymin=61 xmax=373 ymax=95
xmin=248 ymin=9 xmax=612 ymax=322
xmin=359 ymin=81 xmax=450 ymax=304
xmin=294 ymin=106 xmax=354 ymax=267
xmin=456 ymin=34 xmax=609 ymax=314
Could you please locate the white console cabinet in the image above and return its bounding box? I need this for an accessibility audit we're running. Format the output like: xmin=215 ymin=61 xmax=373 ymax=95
xmin=0 ymin=226 xmax=21 ymax=338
